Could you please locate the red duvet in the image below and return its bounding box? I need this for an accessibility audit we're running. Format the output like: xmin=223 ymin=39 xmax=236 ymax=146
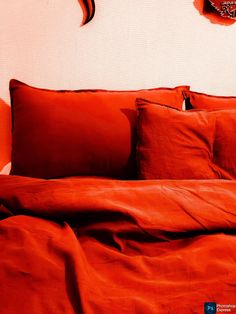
xmin=0 ymin=175 xmax=235 ymax=313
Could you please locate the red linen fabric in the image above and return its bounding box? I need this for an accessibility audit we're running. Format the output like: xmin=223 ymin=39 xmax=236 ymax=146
xmin=0 ymin=99 xmax=11 ymax=169
xmin=0 ymin=175 xmax=235 ymax=313
xmin=213 ymin=109 xmax=236 ymax=179
xmin=136 ymin=99 xmax=224 ymax=179
xmin=184 ymin=90 xmax=236 ymax=110
xmin=10 ymin=80 xmax=189 ymax=179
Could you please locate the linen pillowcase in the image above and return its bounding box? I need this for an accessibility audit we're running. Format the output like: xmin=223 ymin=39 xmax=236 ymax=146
xmin=184 ymin=90 xmax=236 ymax=110
xmin=212 ymin=110 xmax=236 ymax=179
xmin=10 ymin=80 xmax=189 ymax=179
xmin=136 ymin=99 xmax=224 ymax=180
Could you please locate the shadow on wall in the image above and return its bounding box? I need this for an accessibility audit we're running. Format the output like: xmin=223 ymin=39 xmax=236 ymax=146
xmin=0 ymin=99 xmax=11 ymax=169
xmin=194 ymin=0 xmax=235 ymax=25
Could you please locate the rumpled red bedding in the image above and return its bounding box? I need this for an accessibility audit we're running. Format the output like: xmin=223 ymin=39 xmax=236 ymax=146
xmin=0 ymin=175 xmax=235 ymax=314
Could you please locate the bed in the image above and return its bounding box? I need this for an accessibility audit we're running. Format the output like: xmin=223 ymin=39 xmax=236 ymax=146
xmin=0 ymin=80 xmax=235 ymax=314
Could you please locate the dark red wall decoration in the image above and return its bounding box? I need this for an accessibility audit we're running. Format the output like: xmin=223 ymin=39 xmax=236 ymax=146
xmin=78 ymin=1 xmax=236 ymax=27
xmin=78 ymin=0 xmax=95 ymax=26
xmin=194 ymin=0 xmax=236 ymax=25
xmin=210 ymin=1 xmax=236 ymax=18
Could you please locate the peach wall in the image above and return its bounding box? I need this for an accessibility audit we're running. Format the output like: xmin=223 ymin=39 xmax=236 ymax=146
xmin=1 ymin=0 xmax=236 ymax=169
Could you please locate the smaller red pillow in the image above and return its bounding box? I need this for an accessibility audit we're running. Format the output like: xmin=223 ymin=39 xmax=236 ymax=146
xmin=136 ymin=99 xmax=222 ymax=180
xmin=184 ymin=90 xmax=236 ymax=110
xmin=213 ymin=110 xmax=236 ymax=179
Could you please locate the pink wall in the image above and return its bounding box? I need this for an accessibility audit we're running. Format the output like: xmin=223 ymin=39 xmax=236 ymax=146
xmin=1 ymin=0 xmax=236 ymax=169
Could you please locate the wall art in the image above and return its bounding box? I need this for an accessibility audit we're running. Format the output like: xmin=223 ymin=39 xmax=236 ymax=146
xmin=194 ymin=0 xmax=236 ymax=25
xmin=78 ymin=0 xmax=95 ymax=25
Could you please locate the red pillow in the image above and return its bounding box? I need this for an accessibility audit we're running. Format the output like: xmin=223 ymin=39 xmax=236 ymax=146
xmin=213 ymin=110 xmax=236 ymax=179
xmin=136 ymin=99 xmax=225 ymax=180
xmin=10 ymin=80 xmax=189 ymax=179
xmin=184 ymin=90 xmax=236 ymax=110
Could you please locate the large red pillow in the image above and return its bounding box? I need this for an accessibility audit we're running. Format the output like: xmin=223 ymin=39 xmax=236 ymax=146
xmin=10 ymin=80 xmax=189 ymax=179
xmin=136 ymin=99 xmax=226 ymax=180
xmin=184 ymin=90 xmax=236 ymax=110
